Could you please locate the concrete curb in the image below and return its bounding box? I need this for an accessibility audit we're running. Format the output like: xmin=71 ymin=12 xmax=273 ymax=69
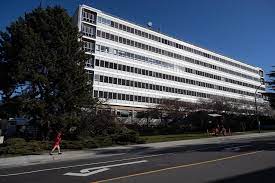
xmin=133 ymin=131 xmax=275 ymax=148
xmin=1 ymin=132 xmax=275 ymax=168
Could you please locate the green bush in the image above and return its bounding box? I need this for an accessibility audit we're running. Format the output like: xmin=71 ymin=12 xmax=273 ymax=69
xmin=0 ymin=128 xmax=145 ymax=156
xmin=94 ymin=136 xmax=113 ymax=147
xmin=40 ymin=141 xmax=53 ymax=150
xmin=0 ymin=146 xmax=7 ymax=155
xmin=4 ymin=138 xmax=29 ymax=155
xmin=82 ymin=139 xmax=98 ymax=149
xmin=26 ymin=140 xmax=43 ymax=154
xmin=135 ymin=138 xmax=146 ymax=144
xmin=61 ymin=140 xmax=84 ymax=150
xmin=0 ymin=138 xmax=44 ymax=155
xmin=111 ymin=129 xmax=141 ymax=145
xmin=5 ymin=138 xmax=27 ymax=146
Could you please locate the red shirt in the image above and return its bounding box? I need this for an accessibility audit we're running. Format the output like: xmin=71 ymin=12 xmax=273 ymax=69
xmin=54 ymin=135 xmax=62 ymax=145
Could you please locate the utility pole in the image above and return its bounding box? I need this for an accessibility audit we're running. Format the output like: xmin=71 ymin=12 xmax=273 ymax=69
xmin=255 ymin=80 xmax=264 ymax=133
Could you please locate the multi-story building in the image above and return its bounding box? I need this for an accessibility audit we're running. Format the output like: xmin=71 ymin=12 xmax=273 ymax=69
xmin=73 ymin=4 xmax=265 ymax=115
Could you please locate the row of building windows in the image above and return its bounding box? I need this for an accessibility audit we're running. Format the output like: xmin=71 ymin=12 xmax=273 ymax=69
xmin=94 ymin=44 xmax=264 ymax=91
xmin=96 ymin=30 xmax=259 ymax=82
xmin=95 ymin=74 xmax=210 ymax=97
xmin=96 ymin=15 xmax=259 ymax=74
xmin=83 ymin=39 xmax=95 ymax=53
xmin=81 ymin=23 xmax=96 ymax=38
xmin=96 ymin=44 xmax=174 ymax=68
xmin=94 ymin=90 xmax=167 ymax=104
xmin=94 ymin=60 xmax=255 ymax=97
xmin=82 ymin=9 xmax=96 ymax=24
xmin=93 ymin=90 xmax=257 ymax=105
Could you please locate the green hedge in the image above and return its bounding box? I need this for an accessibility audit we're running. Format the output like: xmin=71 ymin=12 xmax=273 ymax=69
xmin=111 ymin=130 xmax=140 ymax=145
xmin=0 ymin=131 xmax=145 ymax=156
xmin=94 ymin=136 xmax=113 ymax=147
xmin=0 ymin=138 xmax=43 ymax=155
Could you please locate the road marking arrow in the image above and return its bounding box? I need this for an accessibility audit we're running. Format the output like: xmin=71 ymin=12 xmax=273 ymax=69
xmin=64 ymin=160 xmax=148 ymax=177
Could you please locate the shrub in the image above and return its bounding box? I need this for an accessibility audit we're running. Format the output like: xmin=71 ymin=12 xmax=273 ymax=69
xmin=82 ymin=139 xmax=98 ymax=149
xmin=40 ymin=141 xmax=53 ymax=150
xmin=4 ymin=138 xmax=29 ymax=154
xmin=94 ymin=136 xmax=113 ymax=147
xmin=0 ymin=138 xmax=44 ymax=155
xmin=0 ymin=147 xmax=7 ymax=155
xmin=26 ymin=140 xmax=43 ymax=154
xmin=5 ymin=138 xmax=27 ymax=146
xmin=136 ymin=138 xmax=146 ymax=144
xmin=111 ymin=129 xmax=141 ymax=145
xmin=61 ymin=140 xmax=84 ymax=150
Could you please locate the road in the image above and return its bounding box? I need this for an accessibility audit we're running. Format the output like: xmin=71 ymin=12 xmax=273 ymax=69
xmin=1 ymin=136 xmax=275 ymax=183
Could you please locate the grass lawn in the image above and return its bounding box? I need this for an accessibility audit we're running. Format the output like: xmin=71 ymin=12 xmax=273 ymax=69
xmin=140 ymin=133 xmax=211 ymax=143
xmin=140 ymin=130 xmax=275 ymax=144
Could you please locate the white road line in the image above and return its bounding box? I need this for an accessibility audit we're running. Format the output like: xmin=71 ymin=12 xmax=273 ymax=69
xmin=91 ymin=151 xmax=263 ymax=183
xmin=0 ymin=143 xmax=256 ymax=177
xmin=64 ymin=160 xmax=148 ymax=177
xmin=0 ymin=154 xmax=167 ymax=177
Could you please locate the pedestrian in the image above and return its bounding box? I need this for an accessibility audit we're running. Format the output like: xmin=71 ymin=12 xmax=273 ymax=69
xmin=50 ymin=131 xmax=62 ymax=155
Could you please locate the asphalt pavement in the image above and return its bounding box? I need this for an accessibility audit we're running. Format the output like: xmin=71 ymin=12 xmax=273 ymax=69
xmin=1 ymin=135 xmax=275 ymax=183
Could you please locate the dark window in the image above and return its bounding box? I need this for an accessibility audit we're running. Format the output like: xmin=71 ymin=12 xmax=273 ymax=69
xmin=108 ymin=92 xmax=112 ymax=99
xmin=114 ymin=78 xmax=117 ymax=84
xmin=99 ymin=91 xmax=103 ymax=98
xmin=104 ymin=61 xmax=109 ymax=68
xmin=108 ymin=77 xmax=113 ymax=83
xmin=118 ymin=93 xmax=122 ymax=100
xmin=100 ymin=60 xmax=104 ymax=67
xmin=109 ymin=62 xmax=114 ymax=69
xmin=95 ymin=59 xmax=100 ymax=66
xmin=104 ymin=76 xmax=108 ymax=83
xmin=94 ymin=90 xmax=98 ymax=97
xmin=113 ymin=93 xmax=117 ymax=99
xmin=100 ymin=76 xmax=104 ymax=82
xmin=103 ymin=91 xmax=108 ymax=98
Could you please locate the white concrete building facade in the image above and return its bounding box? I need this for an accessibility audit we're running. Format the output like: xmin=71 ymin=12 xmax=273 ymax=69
xmin=74 ymin=5 xmax=265 ymax=112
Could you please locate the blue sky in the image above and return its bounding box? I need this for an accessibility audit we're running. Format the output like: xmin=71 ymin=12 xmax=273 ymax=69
xmin=0 ymin=0 xmax=274 ymax=79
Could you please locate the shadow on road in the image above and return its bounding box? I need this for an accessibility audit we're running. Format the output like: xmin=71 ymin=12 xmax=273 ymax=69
xmin=94 ymin=138 xmax=275 ymax=156
xmin=209 ymin=167 xmax=275 ymax=183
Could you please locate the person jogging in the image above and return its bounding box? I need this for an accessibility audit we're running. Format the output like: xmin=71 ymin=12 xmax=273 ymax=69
xmin=50 ymin=132 xmax=62 ymax=155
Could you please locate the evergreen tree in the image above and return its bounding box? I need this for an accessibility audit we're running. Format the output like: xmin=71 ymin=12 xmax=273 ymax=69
xmin=0 ymin=6 xmax=93 ymax=131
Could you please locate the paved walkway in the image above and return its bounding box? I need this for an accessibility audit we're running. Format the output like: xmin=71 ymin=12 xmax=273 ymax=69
xmin=1 ymin=132 xmax=275 ymax=168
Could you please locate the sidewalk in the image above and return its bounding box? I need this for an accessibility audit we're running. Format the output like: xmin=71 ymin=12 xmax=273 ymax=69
xmin=1 ymin=131 xmax=275 ymax=168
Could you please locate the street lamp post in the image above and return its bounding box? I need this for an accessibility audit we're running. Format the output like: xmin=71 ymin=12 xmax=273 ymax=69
xmin=255 ymin=82 xmax=264 ymax=133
